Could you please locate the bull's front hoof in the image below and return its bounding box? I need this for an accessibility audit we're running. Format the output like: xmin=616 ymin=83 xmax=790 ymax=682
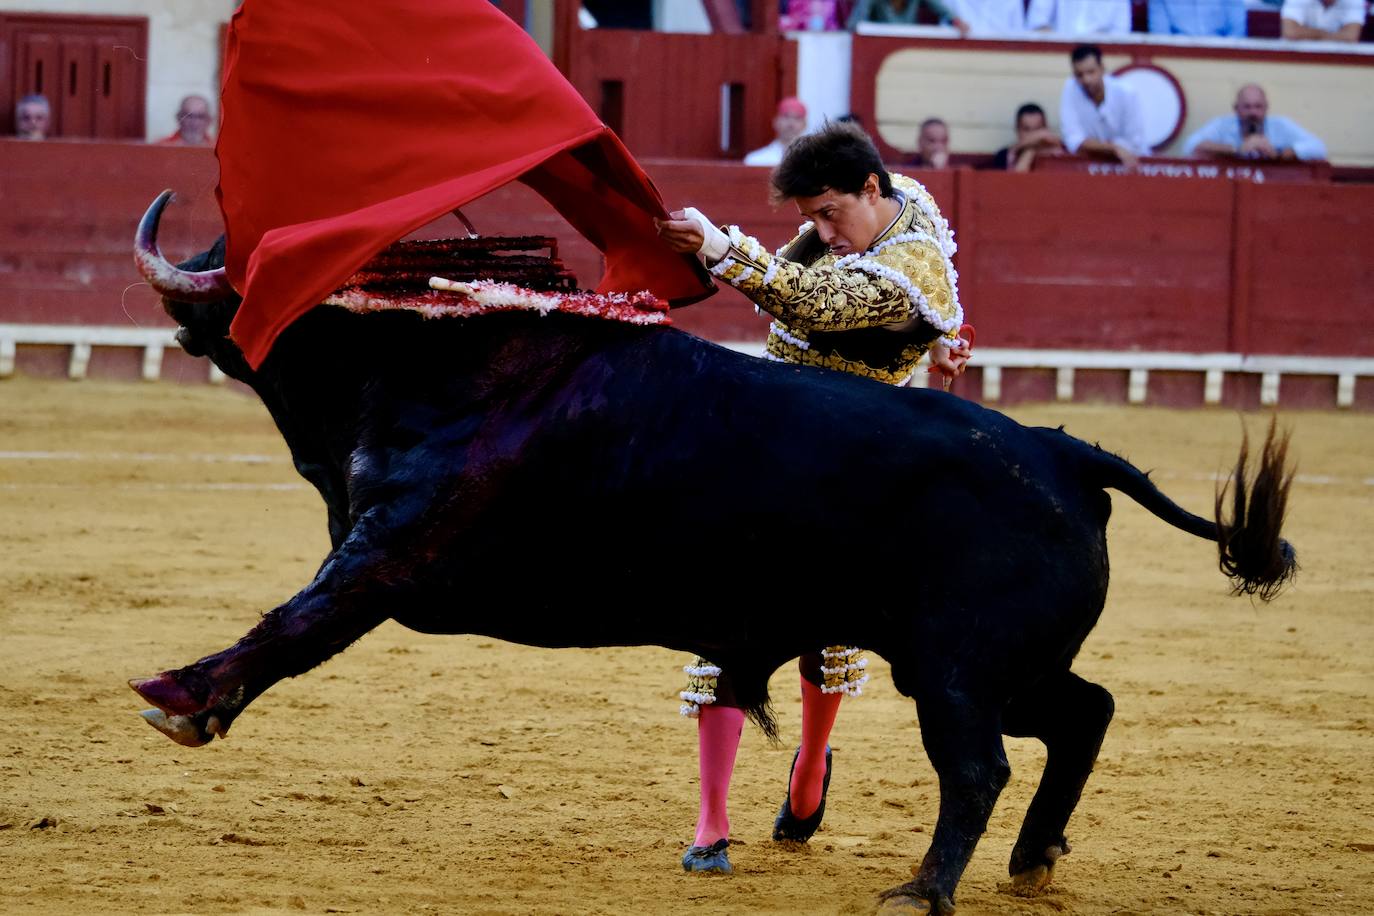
xmin=139 ymin=708 xmax=224 ymax=747
xmin=877 ymin=881 xmax=953 ymax=914
xmin=128 ymin=674 xmax=204 ymax=716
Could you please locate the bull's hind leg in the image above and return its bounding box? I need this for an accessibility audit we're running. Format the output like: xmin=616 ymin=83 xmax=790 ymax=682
xmin=880 ymin=694 xmax=1010 ymax=915
xmin=130 ymin=514 xmax=409 ymax=745
xmin=1000 ymin=670 xmax=1115 ymax=896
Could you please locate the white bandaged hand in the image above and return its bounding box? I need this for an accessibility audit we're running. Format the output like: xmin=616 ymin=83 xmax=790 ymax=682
xmin=682 ymin=206 xmax=730 ymax=265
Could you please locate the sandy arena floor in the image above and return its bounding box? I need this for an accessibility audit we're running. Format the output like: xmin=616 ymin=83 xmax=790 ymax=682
xmin=1 ymin=377 xmax=1371 ymax=915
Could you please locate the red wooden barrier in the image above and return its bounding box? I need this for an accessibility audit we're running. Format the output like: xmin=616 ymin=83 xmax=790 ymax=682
xmin=0 ymin=139 xmax=220 ymax=328
xmin=1240 ymin=182 xmax=1374 ymax=357
xmin=958 ymin=170 xmax=1237 ymax=352
xmin=2 ymin=141 xmax=1371 ymax=369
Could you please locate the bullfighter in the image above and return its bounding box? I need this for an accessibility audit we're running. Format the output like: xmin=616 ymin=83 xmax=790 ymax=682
xmin=656 ymin=120 xmax=972 ymax=874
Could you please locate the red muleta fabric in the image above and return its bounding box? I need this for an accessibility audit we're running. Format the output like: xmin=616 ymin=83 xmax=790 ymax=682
xmin=217 ymin=0 xmax=712 ymax=369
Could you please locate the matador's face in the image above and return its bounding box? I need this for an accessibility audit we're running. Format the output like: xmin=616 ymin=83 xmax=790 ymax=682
xmin=793 ymin=174 xmax=892 ymax=259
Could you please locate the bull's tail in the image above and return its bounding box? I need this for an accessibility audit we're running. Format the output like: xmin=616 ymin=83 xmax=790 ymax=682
xmin=1074 ymin=417 xmax=1297 ymax=601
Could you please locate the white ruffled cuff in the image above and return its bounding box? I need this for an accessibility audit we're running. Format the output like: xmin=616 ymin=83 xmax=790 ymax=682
xmin=683 ymin=206 xmax=730 ymax=265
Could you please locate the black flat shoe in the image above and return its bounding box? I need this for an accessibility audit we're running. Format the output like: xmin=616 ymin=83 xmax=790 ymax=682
xmin=772 ymin=745 xmax=831 ymax=842
xmin=681 ymin=838 xmax=732 ymax=874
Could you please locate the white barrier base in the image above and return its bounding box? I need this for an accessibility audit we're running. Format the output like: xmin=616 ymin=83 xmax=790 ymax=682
xmin=2 ymin=325 xmax=1370 ymax=408
xmin=722 ymin=341 xmax=1373 ymax=409
xmin=0 ymin=324 xmax=219 ymax=383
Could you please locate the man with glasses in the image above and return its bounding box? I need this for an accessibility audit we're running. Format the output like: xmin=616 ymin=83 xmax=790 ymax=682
xmin=158 ymin=94 xmax=215 ymax=146
xmin=14 ymin=94 xmax=50 ymax=140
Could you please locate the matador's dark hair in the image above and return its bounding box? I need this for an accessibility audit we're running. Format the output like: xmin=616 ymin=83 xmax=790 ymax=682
xmin=1071 ymin=43 xmax=1103 ymax=65
xmin=770 ymin=120 xmax=893 ymax=205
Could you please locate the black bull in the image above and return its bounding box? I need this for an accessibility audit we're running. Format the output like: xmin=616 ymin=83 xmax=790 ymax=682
xmin=131 ymin=192 xmax=1295 ymax=912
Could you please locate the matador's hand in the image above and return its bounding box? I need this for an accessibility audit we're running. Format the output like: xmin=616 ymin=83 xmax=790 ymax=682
xmin=655 ymin=207 xmax=730 ymax=264
xmin=929 ymin=339 xmax=972 ymax=379
xmin=654 ymin=210 xmax=705 ymax=254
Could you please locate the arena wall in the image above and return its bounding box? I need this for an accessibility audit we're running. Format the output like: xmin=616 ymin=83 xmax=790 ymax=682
xmin=2 ymin=140 xmax=1371 ymax=408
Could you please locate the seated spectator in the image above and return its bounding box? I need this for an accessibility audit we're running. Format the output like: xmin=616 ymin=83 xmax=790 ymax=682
xmin=906 ymin=117 xmax=950 ymax=169
xmin=1027 ymin=0 xmax=1132 ymax=34
xmin=743 ymin=97 xmax=808 ymax=167
xmin=14 ymin=94 xmax=50 ymax=140
xmin=1182 ymin=83 xmax=1327 ymax=161
xmin=782 ymin=0 xmax=844 ymax=30
xmin=1149 ymin=0 xmax=1247 ymax=36
xmin=847 ymin=0 xmax=971 ymax=36
xmin=950 ymin=0 xmax=1026 ymax=33
xmin=992 ymin=103 xmax=1064 ymax=172
xmin=158 ymin=94 xmax=215 ymax=146
xmin=579 ymin=1 xmax=651 ymax=29
xmin=1059 ymin=44 xmax=1148 ymax=168
xmin=1279 ymin=0 xmax=1366 ymax=41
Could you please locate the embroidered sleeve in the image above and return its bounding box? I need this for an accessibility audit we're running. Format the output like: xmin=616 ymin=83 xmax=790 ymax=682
xmin=711 ymin=225 xmax=962 ymax=341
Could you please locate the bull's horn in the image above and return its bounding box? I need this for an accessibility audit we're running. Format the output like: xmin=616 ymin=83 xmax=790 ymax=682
xmin=134 ymin=190 xmax=235 ymax=302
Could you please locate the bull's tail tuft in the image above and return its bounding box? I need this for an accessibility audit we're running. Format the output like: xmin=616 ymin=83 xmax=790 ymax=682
xmin=1214 ymin=417 xmax=1297 ymax=601
xmin=748 ymin=698 xmax=779 ymax=745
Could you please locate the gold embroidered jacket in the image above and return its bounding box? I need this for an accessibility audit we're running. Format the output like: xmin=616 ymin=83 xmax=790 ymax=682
xmin=708 ymin=173 xmax=963 ymax=385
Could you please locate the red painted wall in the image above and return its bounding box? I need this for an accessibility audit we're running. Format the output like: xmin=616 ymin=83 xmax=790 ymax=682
xmin=1 ymin=140 xmax=221 ymax=328
xmin=2 ymin=141 xmax=1372 ymax=364
xmin=1238 ymin=182 xmax=1374 ymax=357
xmin=958 ymin=171 xmax=1238 ymax=352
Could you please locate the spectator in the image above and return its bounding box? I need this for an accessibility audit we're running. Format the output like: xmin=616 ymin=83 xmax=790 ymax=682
xmin=1182 ymin=83 xmax=1327 ymax=161
xmin=847 ymin=0 xmax=972 ymax=36
xmin=579 ymin=1 xmax=651 ymax=29
xmin=1149 ymin=0 xmax=1248 ymax=36
xmin=1279 ymin=0 xmax=1366 ymax=41
xmin=14 ymin=94 xmax=50 ymax=140
xmin=782 ymin=0 xmax=844 ymax=30
xmin=1059 ymin=44 xmax=1148 ymax=168
xmin=950 ymin=0 xmax=1026 ymax=33
xmin=744 ymin=96 xmax=808 ymax=167
xmin=992 ymin=103 xmax=1064 ymax=172
xmin=158 ymin=94 xmax=215 ymax=146
xmin=906 ymin=117 xmax=951 ymax=169
xmin=1027 ymin=0 xmax=1132 ymax=34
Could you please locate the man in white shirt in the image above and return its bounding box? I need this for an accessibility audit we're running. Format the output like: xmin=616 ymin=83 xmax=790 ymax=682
xmin=743 ymin=97 xmax=808 ymax=167
xmin=951 ymin=0 xmax=1026 ymax=33
xmin=1059 ymin=44 xmax=1149 ymax=168
xmin=1027 ymin=0 xmax=1132 ymax=34
xmin=1280 ymin=0 xmax=1366 ymax=41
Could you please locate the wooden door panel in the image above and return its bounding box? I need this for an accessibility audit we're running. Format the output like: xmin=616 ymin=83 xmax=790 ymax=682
xmin=2 ymin=14 xmax=145 ymax=139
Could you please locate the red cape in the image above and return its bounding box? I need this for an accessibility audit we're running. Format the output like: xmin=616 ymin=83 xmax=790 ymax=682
xmin=217 ymin=0 xmax=712 ymax=369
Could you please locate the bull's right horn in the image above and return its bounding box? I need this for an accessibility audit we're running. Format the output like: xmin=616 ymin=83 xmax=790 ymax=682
xmin=134 ymin=190 xmax=236 ymax=302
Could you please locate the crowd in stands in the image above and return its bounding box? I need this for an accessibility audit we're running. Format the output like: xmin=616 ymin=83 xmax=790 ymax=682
xmin=746 ymin=42 xmax=1329 ymax=170
xmin=8 ymin=93 xmax=214 ymax=144
xmin=572 ymin=0 xmax=1371 ymax=39
xmin=787 ymin=0 xmax=1372 ymax=40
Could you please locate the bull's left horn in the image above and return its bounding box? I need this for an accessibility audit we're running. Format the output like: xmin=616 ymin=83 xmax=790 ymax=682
xmin=134 ymin=190 xmax=235 ymax=302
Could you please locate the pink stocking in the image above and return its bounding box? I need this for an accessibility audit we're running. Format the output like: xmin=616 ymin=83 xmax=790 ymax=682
xmin=694 ymin=704 xmax=745 ymax=847
xmin=789 ymin=675 xmax=842 ymax=819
